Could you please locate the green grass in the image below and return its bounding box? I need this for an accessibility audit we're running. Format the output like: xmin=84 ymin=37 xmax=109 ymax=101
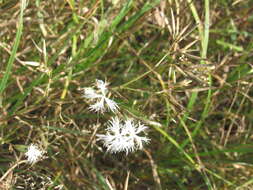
xmin=0 ymin=0 xmax=25 ymax=98
xmin=0 ymin=0 xmax=253 ymax=189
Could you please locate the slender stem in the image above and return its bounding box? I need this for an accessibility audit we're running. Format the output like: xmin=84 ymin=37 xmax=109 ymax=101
xmin=187 ymin=0 xmax=203 ymax=48
xmin=60 ymin=35 xmax=77 ymax=100
xmin=203 ymin=0 xmax=210 ymax=60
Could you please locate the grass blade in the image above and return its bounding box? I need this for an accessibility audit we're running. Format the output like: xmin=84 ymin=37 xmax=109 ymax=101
xmin=0 ymin=0 xmax=26 ymax=99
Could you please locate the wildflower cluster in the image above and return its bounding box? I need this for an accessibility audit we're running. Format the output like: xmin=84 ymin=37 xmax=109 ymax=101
xmin=1 ymin=79 xmax=149 ymax=189
xmin=84 ymin=79 xmax=150 ymax=154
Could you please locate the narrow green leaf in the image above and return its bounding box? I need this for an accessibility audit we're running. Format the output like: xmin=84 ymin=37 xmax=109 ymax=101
xmin=0 ymin=0 xmax=26 ymax=97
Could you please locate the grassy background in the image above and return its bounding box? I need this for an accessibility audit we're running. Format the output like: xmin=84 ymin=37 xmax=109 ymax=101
xmin=0 ymin=0 xmax=253 ymax=189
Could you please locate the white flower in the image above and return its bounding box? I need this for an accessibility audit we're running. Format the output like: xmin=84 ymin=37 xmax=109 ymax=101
xmin=25 ymin=144 xmax=45 ymax=164
xmin=83 ymin=79 xmax=119 ymax=113
xmin=122 ymin=119 xmax=150 ymax=150
xmin=97 ymin=117 xmax=150 ymax=154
